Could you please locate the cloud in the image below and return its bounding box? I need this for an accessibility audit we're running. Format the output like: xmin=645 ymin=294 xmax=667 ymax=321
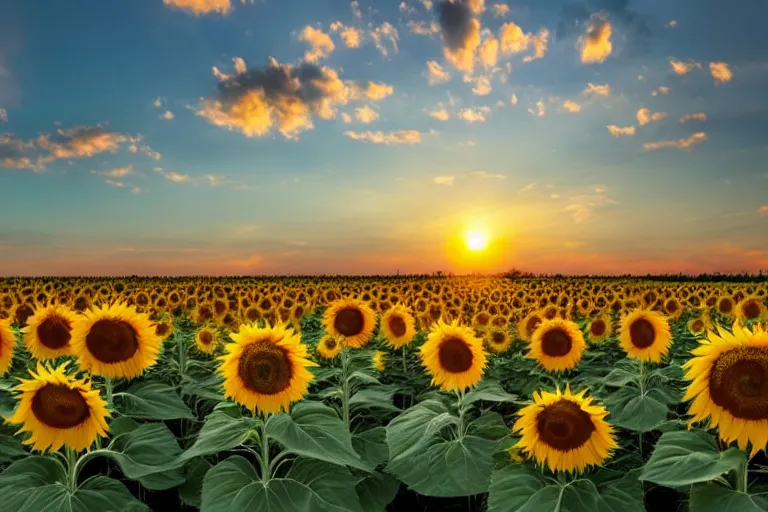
xmin=680 ymin=112 xmax=706 ymax=123
xmin=606 ymin=125 xmax=635 ymax=136
xmin=343 ymin=130 xmax=422 ymax=144
xmin=709 ymin=62 xmax=733 ymax=84
xmin=370 ymin=22 xmax=399 ymax=58
xmin=163 ymin=0 xmax=232 ymax=16
xmin=643 ymin=132 xmax=708 ymax=151
xmin=355 ymin=105 xmax=379 ymax=123
xmin=468 ymin=75 xmax=492 ymax=95
xmin=437 ymin=0 xmax=482 ymax=73
xmin=563 ymin=100 xmax=581 ymax=113
xmin=0 ymin=108 xmax=7 ymax=122
xmin=468 ymin=171 xmax=504 ymax=179
xmin=582 ymin=82 xmax=610 ymax=96
xmin=670 ymin=59 xmax=702 ymax=75
xmin=104 ymin=179 xmax=142 ymax=193
xmin=457 ymin=106 xmax=490 ymax=123
xmin=651 ymin=86 xmax=670 ymax=96
xmin=499 ymin=22 xmax=549 ymax=62
xmin=433 ymin=176 xmax=455 ymax=185
xmin=92 ymin=165 xmax=133 ymax=178
xmin=492 ymin=3 xmax=510 ymax=17
xmin=161 ymin=110 xmax=175 ymax=120
xmin=517 ymin=182 xmax=536 ymax=194
xmin=196 ymin=57 xmax=350 ymax=139
xmin=580 ymin=20 xmax=612 ymax=64
xmin=510 ymin=93 xmax=518 ymax=105
xmin=426 ymin=105 xmax=450 ymax=121
xmin=408 ymin=21 xmax=441 ymax=37
xmin=667 ymin=20 xmax=678 ymax=29
xmin=478 ymin=37 xmax=499 ymax=68
xmin=760 ymin=205 xmax=768 ymax=214
xmin=330 ymin=22 xmax=363 ymax=48
xmin=564 ymin=186 xmax=617 ymax=223
xmin=425 ymin=60 xmax=451 ymax=85
xmin=152 ymin=97 xmax=164 ymax=108
xmin=636 ymin=108 xmax=667 ymax=126
xmin=299 ymin=26 xmax=335 ymax=62
xmin=363 ymin=82 xmax=394 ymax=100
xmin=341 ymin=112 xmax=352 ymax=123
xmin=165 ymin=171 xmax=191 ymax=183
xmin=527 ymin=101 xmax=546 ymax=117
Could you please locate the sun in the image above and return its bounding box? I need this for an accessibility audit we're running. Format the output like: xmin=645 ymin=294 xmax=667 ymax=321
xmin=465 ymin=231 xmax=488 ymax=252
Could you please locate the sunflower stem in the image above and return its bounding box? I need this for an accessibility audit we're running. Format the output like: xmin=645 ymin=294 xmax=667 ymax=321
xmin=341 ymin=347 xmax=351 ymax=430
xmin=402 ymin=346 xmax=407 ymax=373
xmin=637 ymin=359 xmax=645 ymax=396
xmin=736 ymin=456 xmax=749 ymax=493
xmin=66 ymin=447 xmax=78 ymax=493
xmin=104 ymin=378 xmax=113 ymax=408
xmin=178 ymin=336 xmax=187 ymax=379
xmin=260 ymin=417 xmax=271 ymax=484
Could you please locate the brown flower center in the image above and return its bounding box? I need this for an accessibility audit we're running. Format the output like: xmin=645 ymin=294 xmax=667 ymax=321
xmin=155 ymin=323 xmax=170 ymax=337
xmin=213 ymin=300 xmax=228 ymax=316
xmin=589 ymin=320 xmax=606 ymax=337
xmin=691 ymin=319 xmax=704 ymax=332
xmin=199 ymin=330 xmax=214 ymax=345
xmin=388 ymin=315 xmax=407 ymax=338
xmin=438 ymin=336 xmax=474 ymax=373
xmin=325 ymin=338 xmax=338 ymax=350
xmin=31 ymin=384 xmax=90 ymax=429
xmin=525 ymin=315 xmax=541 ymax=337
xmin=334 ymin=307 xmax=364 ymax=337
xmin=742 ymin=300 xmax=762 ymax=320
xmin=37 ymin=315 xmax=72 ymax=350
xmin=666 ymin=300 xmax=679 ymax=314
xmin=629 ymin=318 xmax=656 ymax=349
xmin=476 ymin=312 xmax=490 ymax=326
xmin=718 ymin=298 xmax=734 ymax=314
xmin=237 ymin=341 xmax=293 ymax=395
xmin=85 ymin=319 xmax=140 ymax=363
xmin=15 ymin=304 xmax=34 ymax=326
xmin=541 ymin=328 xmax=573 ymax=357
xmin=709 ymin=346 xmax=768 ymax=420
xmin=491 ymin=331 xmax=506 ymax=345
xmin=536 ymin=399 xmax=595 ymax=451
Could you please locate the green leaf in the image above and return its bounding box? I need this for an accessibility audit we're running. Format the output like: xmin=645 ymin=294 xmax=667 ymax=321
xmin=603 ymin=368 xmax=638 ymax=387
xmin=385 ymin=400 xmax=453 ymax=464
xmin=266 ymin=401 xmax=370 ymax=471
xmin=180 ymin=406 xmax=260 ymax=461
xmin=347 ymin=370 xmax=381 ymax=386
xmin=200 ymin=456 xmax=362 ymax=512
xmin=592 ymin=469 xmax=645 ymax=512
xmin=115 ymin=382 xmax=194 ymax=420
xmin=0 ymin=432 xmax=27 ymax=464
xmin=488 ymin=464 xmax=547 ymax=512
xmin=179 ymin=458 xmax=212 ymax=509
xmin=690 ymin=484 xmax=768 ymax=512
xmin=349 ymin=386 xmax=400 ymax=413
xmin=467 ymin=411 xmax=510 ymax=440
xmin=352 ymin=427 xmax=389 ymax=468
xmin=100 ymin=422 xmax=186 ymax=490
xmin=640 ymin=430 xmax=746 ymax=487
xmin=461 ymin=381 xmax=518 ymax=406
xmin=0 ymin=456 xmax=146 ymax=512
xmin=355 ymin=472 xmax=400 ymax=512
xmin=180 ymin=373 xmax=224 ymax=402
xmin=606 ymin=386 xmax=669 ymax=432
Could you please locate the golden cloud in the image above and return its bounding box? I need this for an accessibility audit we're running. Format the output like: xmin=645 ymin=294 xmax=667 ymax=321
xmin=582 ymin=82 xmax=610 ymax=96
xmin=709 ymin=62 xmax=733 ymax=84
xmin=580 ymin=20 xmax=612 ymax=64
xmin=563 ymin=100 xmax=581 ymax=113
xmin=680 ymin=112 xmax=706 ymax=123
xmin=479 ymin=37 xmax=499 ymax=68
xmin=300 ymin=26 xmax=335 ymax=62
xmin=344 ymin=130 xmax=422 ymax=144
xmin=330 ymin=22 xmax=363 ymax=48
xmin=670 ymin=59 xmax=701 ymax=75
xmin=355 ymin=105 xmax=379 ymax=124
xmin=606 ymin=125 xmax=635 ymax=136
xmin=163 ymin=0 xmax=232 ymax=16
xmin=636 ymin=108 xmax=668 ymax=126
xmin=425 ymin=60 xmax=451 ymax=85
xmin=643 ymin=132 xmax=707 ymax=151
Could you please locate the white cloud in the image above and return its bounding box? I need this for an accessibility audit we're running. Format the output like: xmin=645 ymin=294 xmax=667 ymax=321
xmin=426 ymin=106 xmax=450 ymax=121
xmin=527 ymin=101 xmax=545 ymax=117
xmin=563 ymin=100 xmax=581 ymax=113
xmin=433 ymin=176 xmax=455 ymax=186
xmin=457 ymin=106 xmax=490 ymax=123
xmin=355 ymin=105 xmax=379 ymax=124
xmin=161 ymin=110 xmax=175 ymax=120
xmin=0 ymin=109 xmax=7 ymax=122
xmin=425 ymin=61 xmax=451 ymax=85
xmin=643 ymin=132 xmax=708 ymax=151
xmin=165 ymin=171 xmax=191 ymax=182
xmin=582 ymin=83 xmax=610 ymax=96
xmin=468 ymin=171 xmax=505 ymax=179
xmin=344 ymin=130 xmax=422 ymax=144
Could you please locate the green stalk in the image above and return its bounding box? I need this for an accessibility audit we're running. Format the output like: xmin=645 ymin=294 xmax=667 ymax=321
xmin=260 ymin=418 xmax=271 ymax=484
xmin=341 ymin=347 xmax=351 ymax=430
xmin=178 ymin=337 xmax=187 ymax=378
xmin=66 ymin=447 xmax=78 ymax=493
xmin=736 ymin=456 xmax=749 ymax=493
xmin=104 ymin=378 xmax=113 ymax=408
xmin=402 ymin=346 xmax=407 ymax=373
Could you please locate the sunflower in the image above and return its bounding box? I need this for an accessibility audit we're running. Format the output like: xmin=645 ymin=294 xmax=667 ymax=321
xmin=316 ymin=334 xmax=342 ymax=359
xmin=586 ymin=314 xmax=613 ymax=344
xmin=687 ymin=312 xmax=713 ymax=337
xmin=373 ymin=350 xmax=387 ymax=372
xmin=736 ymin=297 xmax=766 ymax=323
xmin=20 ymin=304 xmax=79 ymax=361
xmin=322 ymin=298 xmax=376 ymax=349
xmin=218 ymin=323 xmax=317 ymax=415
xmin=486 ymin=327 xmax=512 ymax=354
xmin=618 ymin=309 xmax=672 ymax=363
xmin=70 ymin=302 xmax=164 ymax=379
xmin=154 ymin=318 xmax=174 ymax=341
xmin=517 ymin=311 xmax=543 ymax=341
xmin=419 ymin=318 xmax=486 ymax=391
xmin=716 ymin=296 xmax=736 ymax=318
xmin=1 ymin=318 xmax=15 ymax=375
xmin=380 ymin=304 xmax=416 ymax=349
xmin=195 ymin=326 xmax=218 ymax=354
xmin=528 ymin=318 xmax=586 ymax=372
xmin=512 ymin=386 xmax=618 ymax=474
xmin=6 ymin=362 xmax=110 ymax=452
xmin=683 ymin=323 xmax=768 ymax=456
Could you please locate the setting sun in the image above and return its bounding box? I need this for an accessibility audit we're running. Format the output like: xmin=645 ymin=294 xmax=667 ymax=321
xmin=465 ymin=231 xmax=489 ymax=252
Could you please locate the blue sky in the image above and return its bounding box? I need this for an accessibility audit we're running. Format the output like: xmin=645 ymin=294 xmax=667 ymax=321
xmin=1 ymin=0 xmax=767 ymax=275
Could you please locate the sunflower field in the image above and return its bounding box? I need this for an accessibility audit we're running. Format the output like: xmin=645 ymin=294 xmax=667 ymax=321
xmin=1 ymin=276 xmax=768 ymax=511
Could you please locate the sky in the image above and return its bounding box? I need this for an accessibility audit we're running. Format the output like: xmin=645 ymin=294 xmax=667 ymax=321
xmin=1 ymin=0 xmax=767 ymax=276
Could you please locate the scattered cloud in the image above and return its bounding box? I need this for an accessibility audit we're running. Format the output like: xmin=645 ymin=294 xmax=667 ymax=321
xmin=651 ymin=86 xmax=670 ymax=96
xmin=104 ymin=179 xmax=142 ymax=193
xmin=330 ymin=22 xmax=363 ymax=48
xmin=468 ymin=75 xmax=492 ymax=95
xmin=667 ymin=20 xmax=678 ymax=29
xmin=510 ymin=93 xmax=518 ymax=105
xmin=437 ymin=0 xmax=482 ymax=73
xmin=499 ymin=22 xmax=549 ymax=63
xmin=580 ymin=19 xmax=612 ymax=64
xmin=152 ymin=97 xmax=164 ymax=108
xmin=457 ymin=106 xmax=490 ymax=123
xmin=433 ymin=176 xmax=455 ymax=185
xmin=161 ymin=110 xmax=175 ymax=120
xmin=478 ymin=37 xmax=499 ymax=68
xmin=759 ymin=205 xmax=768 ymax=214
xmin=299 ymin=26 xmax=335 ymax=62
xmin=196 ymin=56 xmax=350 ymax=139
xmin=363 ymin=81 xmax=394 ymax=100
xmin=517 ymin=182 xmax=536 ymax=194
xmin=425 ymin=60 xmax=451 ymax=85
xmin=468 ymin=171 xmax=504 ymax=179
xmin=370 ymin=22 xmax=399 ymax=58
xmin=643 ymin=132 xmax=708 ymax=151
xmin=636 ymin=108 xmax=668 ymax=126
xmin=165 ymin=171 xmax=191 ymax=182
xmin=408 ymin=21 xmax=441 ymax=37
xmin=163 ymin=0 xmax=233 ymax=16
xmin=582 ymin=83 xmax=610 ymax=96
xmin=709 ymin=62 xmax=733 ymax=84
xmin=343 ymin=130 xmax=422 ymax=144
xmin=91 ymin=165 xmax=133 ymax=178
xmin=0 ymin=108 xmax=7 ymax=122
xmin=355 ymin=105 xmax=379 ymax=123
xmin=670 ymin=59 xmax=702 ymax=75
xmin=564 ymin=186 xmax=617 ymax=223
xmin=563 ymin=100 xmax=581 ymax=113
xmin=426 ymin=105 xmax=450 ymax=121
xmin=492 ymin=3 xmax=510 ymax=17
xmin=680 ymin=112 xmax=706 ymax=123
xmin=341 ymin=112 xmax=352 ymax=123
xmin=606 ymin=125 xmax=635 ymax=137
xmin=528 ymin=101 xmax=546 ymax=117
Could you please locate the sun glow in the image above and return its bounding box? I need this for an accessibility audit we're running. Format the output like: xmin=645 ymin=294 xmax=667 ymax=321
xmin=465 ymin=231 xmax=489 ymax=252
